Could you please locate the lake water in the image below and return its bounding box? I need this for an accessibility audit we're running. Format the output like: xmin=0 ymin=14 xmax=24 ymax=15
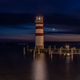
xmin=0 ymin=47 xmax=80 ymax=80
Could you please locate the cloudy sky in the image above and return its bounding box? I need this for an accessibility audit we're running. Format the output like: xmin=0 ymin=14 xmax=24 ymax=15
xmin=0 ymin=0 xmax=80 ymax=41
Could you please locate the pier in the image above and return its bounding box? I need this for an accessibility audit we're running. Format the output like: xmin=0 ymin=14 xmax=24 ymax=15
xmin=23 ymin=44 xmax=80 ymax=60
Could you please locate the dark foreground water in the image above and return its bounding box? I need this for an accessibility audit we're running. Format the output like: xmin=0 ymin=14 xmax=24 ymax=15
xmin=0 ymin=47 xmax=80 ymax=80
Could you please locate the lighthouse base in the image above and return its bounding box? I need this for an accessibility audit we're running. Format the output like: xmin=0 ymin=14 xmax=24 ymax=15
xmin=36 ymin=45 xmax=44 ymax=49
xmin=33 ymin=46 xmax=44 ymax=59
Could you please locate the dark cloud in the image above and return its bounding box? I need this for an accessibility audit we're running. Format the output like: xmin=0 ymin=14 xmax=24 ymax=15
xmin=0 ymin=0 xmax=79 ymax=15
xmin=0 ymin=0 xmax=80 ymax=40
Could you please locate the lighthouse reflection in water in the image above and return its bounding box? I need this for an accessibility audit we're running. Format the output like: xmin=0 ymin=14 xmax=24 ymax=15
xmin=32 ymin=53 xmax=47 ymax=80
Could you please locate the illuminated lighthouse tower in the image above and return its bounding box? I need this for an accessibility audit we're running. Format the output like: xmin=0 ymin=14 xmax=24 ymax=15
xmin=35 ymin=15 xmax=44 ymax=52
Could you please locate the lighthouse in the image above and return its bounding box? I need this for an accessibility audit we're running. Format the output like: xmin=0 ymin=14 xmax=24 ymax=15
xmin=35 ymin=15 xmax=44 ymax=53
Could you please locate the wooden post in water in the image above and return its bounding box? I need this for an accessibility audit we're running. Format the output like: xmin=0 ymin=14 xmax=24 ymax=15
xmin=48 ymin=45 xmax=53 ymax=60
xmin=33 ymin=48 xmax=36 ymax=59
xmin=59 ymin=47 xmax=63 ymax=55
xmin=71 ymin=48 xmax=74 ymax=61
xmin=23 ymin=47 xmax=26 ymax=56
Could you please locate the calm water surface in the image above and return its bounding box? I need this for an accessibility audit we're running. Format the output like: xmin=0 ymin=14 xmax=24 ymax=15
xmin=0 ymin=48 xmax=80 ymax=80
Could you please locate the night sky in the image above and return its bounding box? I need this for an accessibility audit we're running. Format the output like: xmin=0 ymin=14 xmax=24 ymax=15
xmin=0 ymin=0 xmax=80 ymax=41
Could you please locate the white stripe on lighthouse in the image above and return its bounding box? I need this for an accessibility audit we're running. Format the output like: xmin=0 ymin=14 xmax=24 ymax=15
xmin=36 ymin=29 xmax=44 ymax=33
xmin=36 ymin=24 xmax=43 ymax=27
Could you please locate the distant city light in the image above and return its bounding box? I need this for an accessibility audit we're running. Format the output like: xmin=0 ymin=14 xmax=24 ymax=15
xmin=38 ymin=16 xmax=41 ymax=20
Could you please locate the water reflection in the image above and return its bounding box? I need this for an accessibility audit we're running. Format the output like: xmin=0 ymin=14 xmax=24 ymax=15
xmin=32 ymin=53 xmax=47 ymax=80
xmin=65 ymin=56 xmax=71 ymax=80
xmin=66 ymin=55 xmax=71 ymax=64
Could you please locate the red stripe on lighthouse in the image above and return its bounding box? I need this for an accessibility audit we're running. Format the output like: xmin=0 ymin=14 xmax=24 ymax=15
xmin=35 ymin=33 xmax=44 ymax=36
xmin=36 ymin=26 xmax=43 ymax=29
